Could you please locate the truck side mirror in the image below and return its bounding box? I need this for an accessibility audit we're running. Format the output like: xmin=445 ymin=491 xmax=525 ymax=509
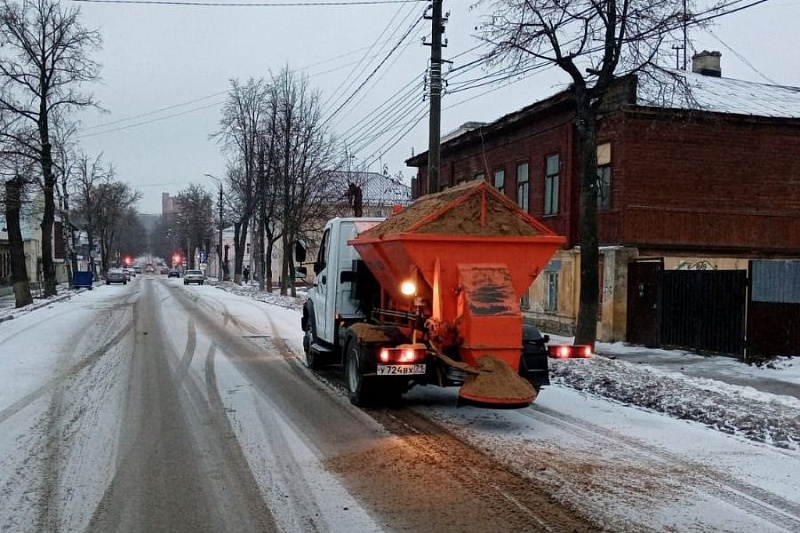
xmin=295 ymin=240 xmax=307 ymax=263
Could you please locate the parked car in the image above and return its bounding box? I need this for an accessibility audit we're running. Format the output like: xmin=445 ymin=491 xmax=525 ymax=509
xmin=168 ymin=269 xmax=181 ymax=278
xmin=183 ymin=269 xmax=205 ymax=285
xmin=160 ymin=267 xmax=169 ymax=275
xmin=134 ymin=266 xmax=142 ymax=274
xmin=123 ymin=268 xmax=134 ymax=281
xmin=106 ymin=268 xmax=127 ymax=285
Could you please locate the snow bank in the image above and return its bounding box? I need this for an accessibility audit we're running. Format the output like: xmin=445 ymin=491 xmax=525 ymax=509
xmin=550 ymin=356 xmax=800 ymax=450
xmin=214 ymin=282 xmax=307 ymax=311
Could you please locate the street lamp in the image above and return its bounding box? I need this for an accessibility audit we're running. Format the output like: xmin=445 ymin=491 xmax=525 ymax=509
xmin=204 ymin=173 xmax=225 ymax=282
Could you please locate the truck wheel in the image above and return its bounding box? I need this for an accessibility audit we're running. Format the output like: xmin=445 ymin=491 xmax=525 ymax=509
xmin=345 ymin=337 xmax=372 ymax=406
xmin=303 ymin=320 xmax=326 ymax=370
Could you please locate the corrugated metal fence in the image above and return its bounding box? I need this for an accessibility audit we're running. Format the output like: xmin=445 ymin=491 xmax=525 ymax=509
xmin=748 ymin=260 xmax=800 ymax=360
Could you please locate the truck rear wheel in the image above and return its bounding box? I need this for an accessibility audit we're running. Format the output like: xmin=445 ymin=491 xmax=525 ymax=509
xmin=345 ymin=337 xmax=372 ymax=406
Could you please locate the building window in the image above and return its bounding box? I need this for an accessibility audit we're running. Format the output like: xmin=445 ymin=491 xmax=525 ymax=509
xmin=494 ymin=168 xmax=505 ymax=193
xmin=475 ymin=173 xmax=485 ymax=182
xmin=545 ymin=272 xmax=558 ymax=312
xmin=521 ymin=291 xmax=530 ymax=310
xmin=597 ymin=143 xmax=612 ymax=209
xmin=544 ymin=154 xmax=559 ymax=215
xmin=516 ymin=162 xmax=529 ymax=211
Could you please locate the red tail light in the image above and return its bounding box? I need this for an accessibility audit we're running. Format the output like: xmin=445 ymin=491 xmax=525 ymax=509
xmin=548 ymin=345 xmax=593 ymax=359
xmin=378 ymin=345 xmax=426 ymax=364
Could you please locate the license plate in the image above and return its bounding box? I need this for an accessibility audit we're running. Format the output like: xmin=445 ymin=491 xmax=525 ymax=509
xmin=376 ymin=364 xmax=426 ymax=376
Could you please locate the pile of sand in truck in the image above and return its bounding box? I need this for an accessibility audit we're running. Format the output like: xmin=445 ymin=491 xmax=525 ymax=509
xmin=361 ymin=179 xmax=543 ymax=239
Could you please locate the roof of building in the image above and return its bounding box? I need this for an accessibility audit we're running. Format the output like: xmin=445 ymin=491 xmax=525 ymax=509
xmin=637 ymin=69 xmax=800 ymax=119
xmin=406 ymin=70 xmax=800 ymax=167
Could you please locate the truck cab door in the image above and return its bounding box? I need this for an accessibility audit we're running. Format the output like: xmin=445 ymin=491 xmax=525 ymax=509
xmin=310 ymin=228 xmax=333 ymax=344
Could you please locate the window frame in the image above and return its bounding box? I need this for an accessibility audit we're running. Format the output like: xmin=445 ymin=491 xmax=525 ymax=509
xmin=544 ymin=271 xmax=559 ymax=313
xmin=544 ymin=153 xmax=559 ymax=216
xmin=493 ymin=168 xmax=505 ymax=193
xmin=516 ymin=162 xmax=529 ymax=212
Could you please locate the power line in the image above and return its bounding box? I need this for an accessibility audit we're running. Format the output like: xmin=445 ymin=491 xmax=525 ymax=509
xmin=79 ymin=91 xmax=229 ymax=132
xmin=78 ymin=100 xmax=223 ymax=138
xmin=322 ymin=10 xmax=424 ymax=126
xmin=704 ymin=28 xmax=777 ymax=84
xmin=71 ymin=0 xmax=424 ymax=6
xmin=323 ymin=1 xmax=416 ymax=114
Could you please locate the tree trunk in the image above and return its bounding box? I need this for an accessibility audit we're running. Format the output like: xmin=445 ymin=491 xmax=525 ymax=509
xmin=280 ymin=232 xmax=289 ymax=296
xmin=40 ymin=139 xmax=57 ymax=296
xmin=573 ymin=93 xmax=600 ymax=348
xmin=223 ymin=244 xmax=230 ymax=280
xmin=5 ymin=177 xmax=33 ymax=308
xmin=257 ymin=212 xmax=266 ymax=291
xmin=265 ymin=230 xmax=274 ymax=294
xmin=233 ymin=218 xmax=249 ymax=285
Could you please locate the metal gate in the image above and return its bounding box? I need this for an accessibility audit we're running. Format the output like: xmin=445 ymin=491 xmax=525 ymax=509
xmin=747 ymin=260 xmax=800 ymax=359
xmin=660 ymin=270 xmax=747 ymax=357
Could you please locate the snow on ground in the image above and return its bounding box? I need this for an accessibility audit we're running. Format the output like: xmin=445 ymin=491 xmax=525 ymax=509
xmin=0 ymin=284 xmax=90 ymax=323
xmin=0 ymin=286 xmax=135 ymax=532
xmin=549 ymin=356 xmax=800 ymax=450
xmin=214 ymin=281 xmax=307 ymax=311
xmin=215 ymin=280 xmax=800 ymax=451
xmin=402 ymin=385 xmax=800 ymax=533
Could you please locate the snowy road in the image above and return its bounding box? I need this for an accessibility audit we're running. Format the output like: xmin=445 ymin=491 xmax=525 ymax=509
xmin=1 ymin=275 xmax=799 ymax=532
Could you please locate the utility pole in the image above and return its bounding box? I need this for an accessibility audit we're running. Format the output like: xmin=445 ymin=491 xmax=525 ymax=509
xmin=218 ymin=182 xmax=224 ymax=281
xmin=682 ymin=0 xmax=688 ymax=70
xmin=424 ymin=0 xmax=446 ymax=194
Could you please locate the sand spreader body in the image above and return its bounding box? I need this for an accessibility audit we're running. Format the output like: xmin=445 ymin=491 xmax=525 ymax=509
xmin=300 ymin=180 xmax=579 ymax=408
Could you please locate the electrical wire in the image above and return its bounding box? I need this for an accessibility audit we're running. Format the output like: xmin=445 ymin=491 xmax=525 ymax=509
xmin=322 ymin=9 xmax=424 ymax=126
xmin=71 ymin=0 xmax=425 ymax=6
xmin=323 ymin=1 xmax=415 ymax=113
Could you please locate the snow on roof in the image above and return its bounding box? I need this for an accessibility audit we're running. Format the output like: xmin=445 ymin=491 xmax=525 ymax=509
xmin=637 ymin=69 xmax=800 ymax=119
xmin=327 ymin=171 xmax=412 ymax=206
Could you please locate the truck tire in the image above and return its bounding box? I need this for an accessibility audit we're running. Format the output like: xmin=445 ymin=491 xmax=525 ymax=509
xmin=303 ymin=318 xmax=327 ymax=370
xmin=345 ymin=336 xmax=373 ymax=406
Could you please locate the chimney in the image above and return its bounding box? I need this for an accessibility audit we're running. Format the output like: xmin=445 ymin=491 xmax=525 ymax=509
xmin=692 ymin=50 xmax=722 ymax=77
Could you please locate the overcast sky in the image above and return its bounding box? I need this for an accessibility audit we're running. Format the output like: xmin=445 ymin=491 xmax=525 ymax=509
xmin=72 ymin=0 xmax=798 ymax=214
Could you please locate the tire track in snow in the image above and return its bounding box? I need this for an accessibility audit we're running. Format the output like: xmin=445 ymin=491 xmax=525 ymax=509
xmin=0 ymin=320 xmax=134 ymax=426
xmin=521 ymin=403 xmax=800 ymax=532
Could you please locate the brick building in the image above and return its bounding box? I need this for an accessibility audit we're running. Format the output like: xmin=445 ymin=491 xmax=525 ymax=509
xmin=407 ymin=53 xmax=800 ymax=346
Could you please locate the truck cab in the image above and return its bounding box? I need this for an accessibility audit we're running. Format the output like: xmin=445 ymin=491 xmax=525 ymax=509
xmin=302 ymin=217 xmax=383 ymax=366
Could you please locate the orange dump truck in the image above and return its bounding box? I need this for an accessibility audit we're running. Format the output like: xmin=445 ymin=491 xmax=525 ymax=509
xmin=300 ymin=180 xmax=580 ymax=408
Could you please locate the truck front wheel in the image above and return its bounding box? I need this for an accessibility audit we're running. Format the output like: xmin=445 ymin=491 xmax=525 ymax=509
xmin=303 ymin=320 xmax=326 ymax=370
xmin=345 ymin=337 xmax=372 ymax=406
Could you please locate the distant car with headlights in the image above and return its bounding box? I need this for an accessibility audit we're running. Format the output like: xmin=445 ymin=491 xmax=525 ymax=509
xmin=168 ymin=269 xmax=181 ymax=278
xmin=183 ymin=269 xmax=204 ymax=285
xmin=105 ymin=268 xmax=127 ymax=285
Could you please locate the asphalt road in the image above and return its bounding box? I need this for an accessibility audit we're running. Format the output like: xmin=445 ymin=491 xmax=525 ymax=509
xmin=0 ymin=275 xmax=598 ymax=533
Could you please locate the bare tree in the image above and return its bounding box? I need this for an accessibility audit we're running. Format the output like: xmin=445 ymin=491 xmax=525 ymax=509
xmin=52 ymin=114 xmax=79 ymax=283
xmin=0 ymin=0 xmax=100 ymax=297
xmin=72 ymin=152 xmax=110 ymax=279
xmin=215 ymin=78 xmax=268 ymax=284
xmin=175 ymin=184 xmax=213 ymax=269
xmin=479 ymin=0 xmax=694 ymax=347
xmin=272 ymin=67 xmax=339 ymax=297
xmin=96 ymin=181 xmax=139 ymax=273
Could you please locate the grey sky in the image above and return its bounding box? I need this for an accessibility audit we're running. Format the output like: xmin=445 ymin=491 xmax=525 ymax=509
xmin=72 ymin=0 xmax=798 ymax=214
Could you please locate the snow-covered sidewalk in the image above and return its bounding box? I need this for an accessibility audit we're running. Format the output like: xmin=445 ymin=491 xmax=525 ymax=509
xmin=0 ymin=284 xmax=92 ymax=323
xmin=214 ymin=281 xmax=307 ymax=311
